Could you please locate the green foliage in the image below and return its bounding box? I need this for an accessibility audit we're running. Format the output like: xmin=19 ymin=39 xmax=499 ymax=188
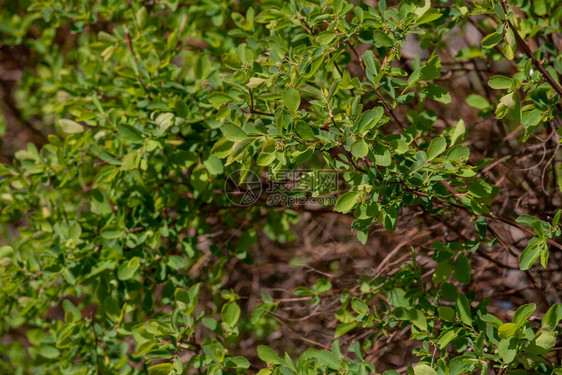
xmin=0 ymin=0 xmax=561 ymax=374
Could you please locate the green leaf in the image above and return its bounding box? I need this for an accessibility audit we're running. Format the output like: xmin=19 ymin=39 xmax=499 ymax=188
xmin=121 ymin=151 xmax=140 ymax=171
xmin=454 ymin=253 xmax=471 ymax=284
xmin=221 ymin=123 xmax=248 ymax=142
xmin=283 ymin=87 xmax=300 ymax=112
xmin=315 ymin=278 xmax=332 ymax=293
xmin=417 ymin=12 xmax=443 ymax=25
xmin=204 ymin=340 xmax=225 ymax=363
xmin=175 ymin=99 xmax=189 ymax=118
xmin=155 ymin=113 xmax=175 ymax=131
xmin=175 ymin=283 xmax=201 ymax=314
xmin=335 ymin=322 xmax=357 ymax=338
xmin=427 ymin=137 xmax=447 ymax=160
xmin=542 ymin=303 xmax=562 ymax=329
xmin=438 ymin=306 xmax=455 ymax=322
xmin=498 ymin=322 xmax=518 ymax=339
xmin=521 ymin=109 xmax=543 ymax=128
xmin=488 ymin=75 xmax=514 ymax=89
xmin=295 ymin=122 xmax=315 ymax=140
xmin=353 ymin=107 xmax=384 ymax=134
xmin=450 ymin=119 xmax=466 ymax=145
xmin=351 ymin=139 xmax=369 ymax=158
xmin=373 ymin=31 xmax=393 ymax=47
xmin=224 ymin=356 xmax=251 ymax=369
xmin=147 ymin=363 xmax=173 ymax=375
xmin=519 ymin=238 xmax=542 ymax=270
xmin=420 ymin=56 xmax=442 ymax=81
xmin=527 ymin=331 xmax=556 ymax=355
xmin=69 ymin=222 xmax=82 ymax=240
xmin=221 ymin=53 xmax=242 ymax=70
xmin=257 ymin=151 xmax=277 ymax=166
xmin=423 ymin=83 xmax=451 ymax=103
xmin=432 ymin=261 xmax=453 ymax=284
xmin=117 ymin=257 xmax=140 ymax=281
xmin=447 ymin=145 xmax=470 ymax=161
xmin=533 ymin=0 xmax=547 ymax=15
xmin=408 ymin=308 xmax=428 ymax=331
xmin=497 ymin=338 xmax=517 ymax=363
xmin=203 ymin=156 xmax=224 ymax=175
xmin=437 ymin=328 xmax=459 ymax=349
xmin=211 ymin=139 xmax=235 ymax=158
xmin=194 ymin=54 xmax=211 ymax=79
xmin=499 ymin=92 xmax=515 ymax=108
xmin=513 ymin=303 xmax=535 ymax=327
xmin=63 ymin=299 xmax=81 ymax=323
xmin=221 ymin=301 xmax=241 ymax=326
xmin=100 ymin=226 xmax=123 ymax=239
xmin=481 ymin=32 xmax=503 ymax=49
xmin=0 ymin=245 xmax=14 ymax=259
xmin=247 ymin=77 xmax=266 ymax=88
xmin=257 ymin=345 xmax=283 ymax=365
xmin=466 ymin=94 xmax=490 ymax=110
xmin=481 ymin=314 xmax=503 ymax=328
xmin=317 ymin=350 xmax=341 ymax=370
xmin=98 ymin=31 xmax=117 ymax=42
xmin=39 ymin=346 xmax=60 ymax=359
xmin=118 ymin=124 xmax=143 ymax=143
xmin=334 ymin=191 xmax=360 ymax=213
xmin=59 ymin=119 xmax=84 ymax=134
xmin=373 ymin=144 xmax=391 ymax=166
xmin=363 ymin=50 xmax=377 ymax=76
xmin=414 ymin=363 xmax=438 ymax=375
xmin=351 ymin=298 xmax=369 ymax=315
xmin=455 ymin=294 xmax=472 ymax=326
xmin=316 ymin=31 xmax=336 ymax=45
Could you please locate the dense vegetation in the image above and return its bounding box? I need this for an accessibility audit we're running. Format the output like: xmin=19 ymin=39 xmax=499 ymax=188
xmin=0 ymin=0 xmax=561 ymax=374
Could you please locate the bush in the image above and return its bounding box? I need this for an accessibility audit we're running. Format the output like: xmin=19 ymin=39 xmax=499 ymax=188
xmin=0 ymin=0 xmax=561 ymax=374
